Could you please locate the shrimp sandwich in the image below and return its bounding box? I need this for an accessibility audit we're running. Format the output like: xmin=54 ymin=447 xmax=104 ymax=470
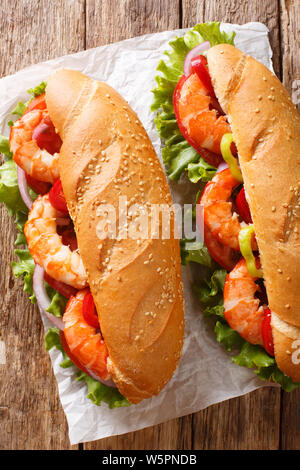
xmin=0 ymin=70 xmax=185 ymax=406
xmin=152 ymin=22 xmax=300 ymax=390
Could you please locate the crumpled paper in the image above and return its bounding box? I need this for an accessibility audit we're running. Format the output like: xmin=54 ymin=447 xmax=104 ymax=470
xmin=0 ymin=22 xmax=276 ymax=445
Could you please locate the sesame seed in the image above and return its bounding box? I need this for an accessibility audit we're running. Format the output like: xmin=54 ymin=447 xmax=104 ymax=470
xmin=285 ymin=304 xmax=291 ymax=309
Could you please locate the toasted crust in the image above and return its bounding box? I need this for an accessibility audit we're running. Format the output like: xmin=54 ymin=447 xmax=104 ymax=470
xmin=207 ymin=44 xmax=300 ymax=382
xmin=272 ymin=314 xmax=300 ymax=382
xmin=46 ymin=69 xmax=185 ymax=403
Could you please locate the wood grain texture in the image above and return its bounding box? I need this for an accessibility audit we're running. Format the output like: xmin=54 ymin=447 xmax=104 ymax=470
xmin=182 ymin=0 xmax=281 ymax=77
xmin=85 ymin=0 xmax=180 ymax=47
xmin=280 ymin=0 xmax=300 ymax=103
xmin=0 ymin=0 xmax=86 ymax=450
xmin=192 ymin=388 xmax=280 ymax=450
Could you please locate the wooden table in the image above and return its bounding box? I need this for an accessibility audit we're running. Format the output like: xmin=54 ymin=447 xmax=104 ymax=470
xmin=0 ymin=0 xmax=299 ymax=450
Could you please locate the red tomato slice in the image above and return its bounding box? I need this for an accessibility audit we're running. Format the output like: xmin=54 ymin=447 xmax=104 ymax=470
xmin=191 ymin=55 xmax=216 ymax=97
xmin=49 ymin=179 xmax=69 ymax=215
xmin=60 ymin=330 xmax=95 ymax=378
xmin=61 ymin=226 xmax=78 ymax=251
xmin=261 ymin=307 xmax=275 ymax=356
xmin=83 ymin=291 xmax=100 ymax=329
xmin=25 ymin=173 xmax=51 ymax=195
xmin=173 ymin=74 xmax=223 ymax=168
xmin=44 ymin=271 xmax=77 ymax=298
xmin=32 ymin=114 xmax=62 ymax=155
xmin=236 ymin=187 xmax=253 ymax=224
xmin=24 ymin=93 xmax=47 ymax=114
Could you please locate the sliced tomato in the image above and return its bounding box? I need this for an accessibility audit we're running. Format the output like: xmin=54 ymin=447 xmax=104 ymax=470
xmin=236 ymin=187 xmax=253 ymax=224
xmin=61 ymin=226 xmax=78 ymax=251
xmin=191 ymin=55 xmax=216 ymax=98
xmin=83 ymin=291 xmax=100 ymax=329
xmin=24 ymin=93 xmax=47 ymax=114
xmin=49 ymin=179 xmax=69 ymax=215
xmin=44 ymin=271 xmax=77 ymax=298
xmin=173 ymin=74 xmax=223 ymax=168
xmin=261 ymin=307 xmax=275 ymax=356
xmin=60 ymin=330 xmax=95 ymax=377
xmin=32 ymin=114 xmax=62 ymax=155
xmin=25 ymin=173 xmax=51 ymax=195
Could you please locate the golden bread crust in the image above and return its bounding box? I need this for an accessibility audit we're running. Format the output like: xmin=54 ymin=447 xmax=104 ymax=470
xmin=46 ymin=69 xmax=185 ymax=403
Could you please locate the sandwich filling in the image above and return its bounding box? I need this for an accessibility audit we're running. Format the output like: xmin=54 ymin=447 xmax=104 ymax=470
xmin=0 ymin=85 xmax=129 ymax=408
xmin=151 ymin=22 xmax=300 ymax=390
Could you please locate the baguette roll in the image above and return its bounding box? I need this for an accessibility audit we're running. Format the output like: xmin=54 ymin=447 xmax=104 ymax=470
xmin=46 ymin=69 xmax=185 ymax=403
xmin=207 ymin=45 xmax=300 ymax=382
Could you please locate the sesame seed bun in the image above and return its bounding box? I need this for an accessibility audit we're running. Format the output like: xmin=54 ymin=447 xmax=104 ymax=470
xmin=207 ymin=44 xmax=300 ymax=382
xmin=45 ymin=69 xmax=185 ymax=403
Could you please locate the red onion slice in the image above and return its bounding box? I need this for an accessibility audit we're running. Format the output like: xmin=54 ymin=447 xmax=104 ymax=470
xmin=17 ymin=166 xmax=33 ymax=210
xmin=33 ymin=264 xmax=65 ymax=330
xmin=183 ymin=41 xmax=210 ymax=77
xmin=216 ymin=161 xmax=229 ymax=174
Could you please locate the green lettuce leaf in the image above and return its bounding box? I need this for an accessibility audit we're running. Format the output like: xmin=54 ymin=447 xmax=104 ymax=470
xmin=151 ymin=21 xmax=235 ymax=182
xmin=0 ymin=159 xmax=27 ymax=216
xmin=187 ymin=159 xmax=217 ymax=183
xmin=12 ymin=101 xmax=27 ymax=117
xmin=180 ymin=238 xmax=212 ymax=267
xmin=27 ymin=81 xmax=47 ymax=98
xmin=45 ymin=328 xmax=130 ymax=408
xmin=193 ymin=269 xmax=226 ymax=306
xmin=215 ymin=321 xmax=244 ymax=351
xmin=0 ymin=135 xmax=12 ymax=158
xmin=45 ymin=284 xmax=68 ymax=318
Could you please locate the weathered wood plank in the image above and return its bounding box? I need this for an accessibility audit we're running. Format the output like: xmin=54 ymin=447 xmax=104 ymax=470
xmin=0 ymin=0 xmax=86 ymax=450
xmin=85 ymin=0 xmax=180 ymax=47
xmin=181 ymin=0 xmax=282 ymax=450
xmin=192 ymin=388 xmax=280 ymax=450
xmin=279 ymin=0 xmax=300 ymax=449
xmin=84 ymin=0 xmax=182 ymax=450
xmin=280 ymin=0 xmax=300 ymax=100
xmin=87 ymin=416 xmax=193 ymax=450
xmin=182 ymin=0 xmax=281 ymax=78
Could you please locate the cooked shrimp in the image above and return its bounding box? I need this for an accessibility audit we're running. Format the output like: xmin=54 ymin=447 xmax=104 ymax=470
xmin=10 ymin=96 xmax=61 ymax=183
xmin=24 ymin=194 xmax=88 ymax=289
xmin=63 ymin=289 xmax=109 ymax=380
xmin=223 ymin=257 xmax=266 ymax=345
xmin=177 ymin=72 xmax=231 ymax=154
xmin=200 ymin=168 xmax=256 ymax=251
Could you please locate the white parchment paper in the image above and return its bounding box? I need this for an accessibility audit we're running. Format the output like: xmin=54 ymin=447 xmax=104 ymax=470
xmin=0 ymin=22 xmax=276 ymax=445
